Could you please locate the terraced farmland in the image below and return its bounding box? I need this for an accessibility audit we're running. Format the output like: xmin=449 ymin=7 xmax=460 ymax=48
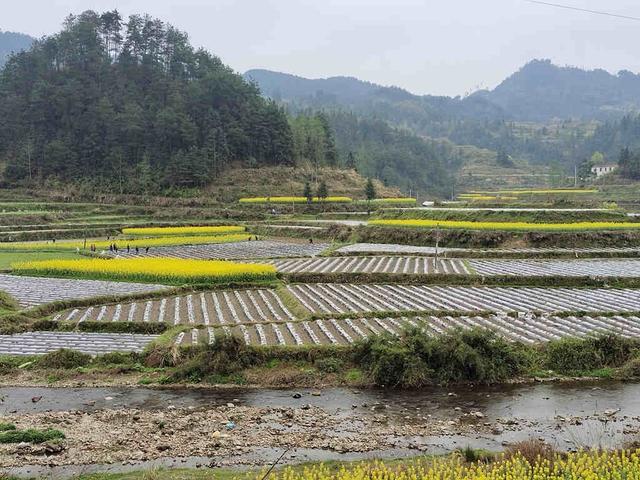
xmin=273 ymin=256 xmax=640 ymax=277
xmin=0 ymin=332 xmax=159 ymax=355
xmin=112 ymin=240 xmax=328 ymax=260
xmin=0 ymin=274 xmax=167 ymax=308
xmin=287 ymin=284 xmax=640 ymax=314
xmin=54 ymin=289 xmax=296 ymax=327
xmin=174 ymin=313 xmax=640 ymax=347
xmin=336 ymin=243 xmax=640 ymax=257
xmin=337 ymin=243 xmax=457 ymax=255
xmin=273 ymin=256 xmax=470 ymax=274
xmin=469 ymin=259 xmax=640 ymax=277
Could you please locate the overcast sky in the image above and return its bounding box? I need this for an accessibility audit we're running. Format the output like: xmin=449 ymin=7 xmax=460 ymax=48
xmin=2 ymin=0 xmax=639 ymax=96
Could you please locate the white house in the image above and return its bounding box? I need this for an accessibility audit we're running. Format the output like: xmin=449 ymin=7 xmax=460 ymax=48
xmin=591 ymin=164 xmax=617 ymax=177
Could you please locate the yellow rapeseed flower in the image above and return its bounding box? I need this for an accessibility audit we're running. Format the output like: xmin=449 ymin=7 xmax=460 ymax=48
xmin=470 ymin=189 xmax=598 ymax=195
xmin=0 ymin=234 xmax=252 ymax=252
xmin=260 ymin=450 xmax=640 ymax=480
xmin=122 ymin=226 xmax=245 ymax=236
xmin=11 ymin=257 xmax=276 ymax=285
xmin=369 ymin=219 xmax=640 ymax=231
xmin=369 ymin=198 xmax=417 ymax=204
xmin=239 ymin=196 xmax=352 ymax=203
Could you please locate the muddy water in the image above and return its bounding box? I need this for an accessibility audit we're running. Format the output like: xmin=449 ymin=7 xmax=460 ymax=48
xmin=2 ymin=381 xmax=639 ymax=478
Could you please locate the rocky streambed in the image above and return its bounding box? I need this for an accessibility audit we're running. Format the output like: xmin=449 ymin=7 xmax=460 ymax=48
xmin=1 ymin=381 xmax=639 ymax=478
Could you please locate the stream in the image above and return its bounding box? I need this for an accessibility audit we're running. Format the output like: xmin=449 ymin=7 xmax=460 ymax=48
xmin=2 ymin=380 xmax=638 ymax=478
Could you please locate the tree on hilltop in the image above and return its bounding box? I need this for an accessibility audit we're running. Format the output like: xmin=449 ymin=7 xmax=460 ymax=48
xmin=317 ymin=180 xmax=328 ymax=201
xmin=303 ymin=181 xmax=313 ymax=203
xmin=0 ymin=10 xmax=294 ymax=193
xmin=365 ymin=177 xmax=376 ymax=214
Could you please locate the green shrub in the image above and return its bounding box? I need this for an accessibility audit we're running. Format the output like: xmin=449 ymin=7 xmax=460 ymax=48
xmin=545 ymin=334 xmax=638 ymax=374
xmin=0 ymin=428 xmax=65 ymax=444
xmin=78 ymin=321 xmax=168 ymax=335
xmin=616 ymin=357 xmax=640 ymax=379
xmin=0 ymin=355 xmax=36 ymax=374
xmin=93 ymin=352 xmax=140 ymax=366
xmin=458 ymin=446 xmax=493 ymax=463
xmin=0 ymin=291 xmax=19 ymax=311
xmin=356 ymin=327 xmax=532 ymax=387
xmin=314 ymin=357 xmax=345 ymax=373
xmin=37 ymin=349 xmax=91 ymax=369
xmin=168 ymin=334 xmax=259 ymax=382
xmin=0 ymin=423 xmax=16 ymax=431
xmin=588 ymin=334 xmax=638 ymax=366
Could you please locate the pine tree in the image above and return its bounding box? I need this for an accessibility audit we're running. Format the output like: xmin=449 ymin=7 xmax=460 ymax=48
xmin=365 ymin=177 xmax=376 ymax=215
xmin=346 ymin=151 xmax=356 ymax=170
xmin=317 ymin=180 xmax=328 ymax=201
xmin=303 ymin=181 xmax=313 ymax=204
xmin=365 ymin=177 xmax=376 ymax=201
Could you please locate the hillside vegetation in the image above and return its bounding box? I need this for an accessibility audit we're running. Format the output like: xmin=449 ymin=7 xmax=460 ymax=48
xmin=207 ymin=166 xmax=399 ymax=202
xmin=246 ymin=62 xmax=640 ymax=174
xmin=0 ymin=11 xmax=292 ymax=194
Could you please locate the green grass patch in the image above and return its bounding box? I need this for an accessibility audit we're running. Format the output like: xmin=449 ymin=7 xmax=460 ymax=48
xmin=0 ymin=428 xmax=65 ymax=444
xmin=376 ymin=208 xmax=631 ymax=224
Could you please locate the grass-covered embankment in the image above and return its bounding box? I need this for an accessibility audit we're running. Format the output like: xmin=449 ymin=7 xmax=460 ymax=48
xmin=326 ymin=223 xmax=640 ymax=248
xmin=370 ymin=219 xmax=640 ymax=232
xmin=376 ymin=208 xmax=632 ymax=223
xmin=4 ymin=329 xmax=640 ymax=388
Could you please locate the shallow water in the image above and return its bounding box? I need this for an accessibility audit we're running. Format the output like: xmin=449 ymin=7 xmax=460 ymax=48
xmin=2 ymin=381 xmax=639 ymax=478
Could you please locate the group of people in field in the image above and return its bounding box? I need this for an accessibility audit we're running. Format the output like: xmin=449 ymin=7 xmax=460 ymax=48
xmin=107 ymin=243 xmax=150 ymax=254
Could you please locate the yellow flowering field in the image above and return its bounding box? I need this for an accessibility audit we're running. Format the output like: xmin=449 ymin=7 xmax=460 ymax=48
xmin=370 ymin=218 xmax=640 ymax=231
xmin=239 ymin=196 xmax=352 ymax=203
xmin=122 ymin=225 xmax=245 ymax=236
xmin=368 ymin=198 xmax=417 ymax=204
xmin=0 ymin=234 xmax=252 ymax=252
xmin=265 ymin=450 xmax=640 ymax=480
xmin=470 ymin=188 xmax=598 ymax=195
xmin=11 ymin=258 xmax=276 ymax=284
xmin=459 ymin=194 xmax=518 ymax=201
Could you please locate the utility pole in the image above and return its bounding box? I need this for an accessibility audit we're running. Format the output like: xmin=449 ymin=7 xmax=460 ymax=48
xmin=574 ymin=164 xmax=578 ymax=187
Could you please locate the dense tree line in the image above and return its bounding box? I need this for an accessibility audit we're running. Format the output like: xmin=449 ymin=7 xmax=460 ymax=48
xmin=326 ymin=111 xmax=451 ymax=196
xmin=619 ymin=147 xmax=640 ymax=180
xmin=247 ymin=66 xmax=628 ymax=173
xmin=585 ymin=114 xmax=640 ymax=161
xmin=289 ymin=112 xmax=337 ymax=168
xmin=0 ymin=11 xmax=293 ymax=193
xmin=285 ymin=110 xmax=452 ymax=196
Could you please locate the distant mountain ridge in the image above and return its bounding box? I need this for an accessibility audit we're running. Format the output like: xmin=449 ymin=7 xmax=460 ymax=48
xmin=472 ymin=59 xmax=640 ymax=121
xmin=245 ymin=69 xmax=415 ymax=104
xmin=0 ymin=30 xmax=34 ymax=67
xmin=246 ymin=60 xmax=640 ymax=122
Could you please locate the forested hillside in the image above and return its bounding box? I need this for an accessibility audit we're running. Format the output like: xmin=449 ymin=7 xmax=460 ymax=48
xmin=0 ymin=31 xmax=33 ymax=67
xmin=586 ymin=114 xmax=640 ymax=159
xmin=246 ymin=62 xmax=640 ymax=172
xmin=286 ymin=110 xmax=453 ymax=196
xmin=245 ymin=68 xmax=598 ymax=169
xmin=0 ymin=11 xmax=293 ymax=193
